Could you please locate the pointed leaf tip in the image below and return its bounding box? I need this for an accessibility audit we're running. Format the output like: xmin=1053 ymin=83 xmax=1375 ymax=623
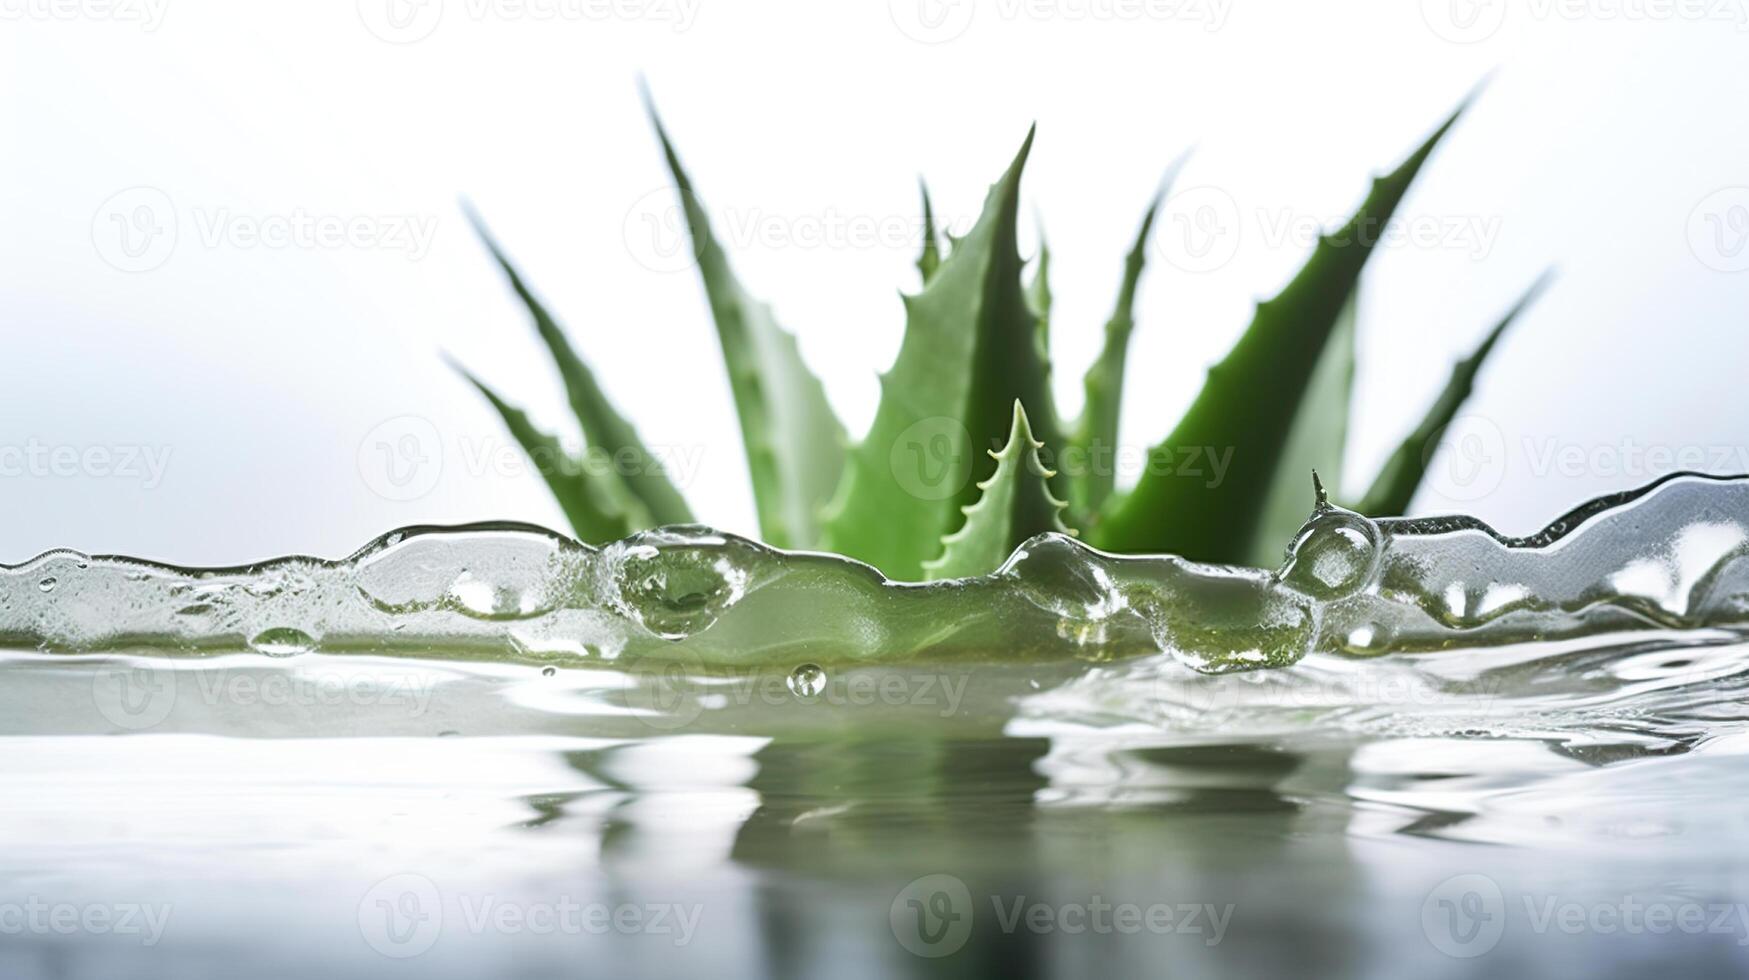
xmin=1094 ymin=97 xmax=1465 ymax=563
xmin=646 ymin=104 xmax=848 ymax=549
xmin=922 ymin=399 xmax=1072 ymax=581
xmin=1357 ymin=273 xmax=1550 ymax=517
xmin=1007 ymin=124 xmax=1038 ymax=176
xmin=916 ymin=178 xmax=942 ymax=284
xmin=824 ymin=126 xmax=1058 ymax=577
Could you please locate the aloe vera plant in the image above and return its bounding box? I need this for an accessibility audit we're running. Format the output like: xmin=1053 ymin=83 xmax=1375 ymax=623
xmin=458 ymin=92 xmax=1546 ymax=580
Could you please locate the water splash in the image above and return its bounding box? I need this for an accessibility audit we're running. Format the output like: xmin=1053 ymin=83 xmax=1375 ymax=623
xmin=6 ymin=473 xmax=1749 ymax=674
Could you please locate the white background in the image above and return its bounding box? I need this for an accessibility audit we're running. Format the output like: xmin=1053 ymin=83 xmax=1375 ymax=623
xmin=1 ymin=0 xmax=1747 ymax=564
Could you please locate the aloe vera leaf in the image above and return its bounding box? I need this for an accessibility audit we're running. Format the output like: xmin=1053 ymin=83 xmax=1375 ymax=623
xmin=1028 ymin=229 xmax=1057 ymax=439
xmin=821 ymin=128 xmax=1063 ymax=580
xmin=1069 ymin=158 xmax=1185 ymax=521
xmin=463 ymin=206 xmax=694 ymax=528
xmin=644 ymin=97 xmax=848 ymax=550
xmin=1027 ymin=229 xmax=1052 ymax=331
xmin=918 ymin=179 xmax=942 ymax=285
xmin=453 ymin=367 xmax=637 ymax=543
xmin=1091 ymin=102 xmax=1469 ymax=563
xmin=1245 ymin=287 xmax=1358 ymax=568
xmin=924 ymin=401 xmax=1074 ymax=581
xmin=1357 ymin=272 xmax=1552 ymax=517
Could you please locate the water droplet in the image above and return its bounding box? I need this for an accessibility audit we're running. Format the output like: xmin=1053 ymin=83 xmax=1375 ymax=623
xmin=1341 ymin=621 xmax=1396 ymax=656
xmin=1277 ymin=506 xmax=1382 ymax=601
xmin=1140 ymin=576 xmax=1316 ymax=674
xmin=248 ymin=627 xmax=316 ymax=657
xmin=601 ymin=526 xmax=759 ymax=640
xmin=540 ymin=665 xmax=557 ymax=677
xmin=37 ymin=577 xmax=56 ymax=593
xmin=1003 ymin=533 xmax=1128 ymax=625
xmin=787 ymin=663 xmax=827 ymax=699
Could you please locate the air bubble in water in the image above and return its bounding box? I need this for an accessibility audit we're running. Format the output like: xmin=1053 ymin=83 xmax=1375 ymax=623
xmin=447 ymin=571 xmax=545 ymax=621
xmin=1340 ymin=621 xmax=1396 ymax=656
xmin=1002 ymin=533 xmax=1130 ymax=639
xmin=1278 ymin=505 xmax=1382 ymax=602
xmin=1141 ymin=576 xmax=1317 ymax=674
xmin=248 ymin=627 xmax=315 ymax=657
xmin=601 ymin=526 xmax=758 ymax=640
xmin=787 ymin=663 xmax=827 ymax=699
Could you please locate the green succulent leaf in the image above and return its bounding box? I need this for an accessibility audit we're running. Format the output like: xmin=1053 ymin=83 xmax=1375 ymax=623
xmin=1245 ymin=287 xmax=1357 ymax=568
xmin=646 ymin=97 xmax=848 ymax=549
xmin=1091 ymin=101 xmax=1469 ymax=564
xmin=1358 ymin=272 xmax=1552 ymax=517
xmin=1028 ymin=230 xmax=1056 ymax=437
xmin=917 ymin=180 xmax=942 ymax=285
xmin=1027 ymin=230 xmax=1053 ymax=332
xmin=821 ymin=127 xmax=1065 ymax=580
xmin=463 ymin=206 xmax=694 ymax=529
xmin=1069 ymin=159 xmax=1184 ymax=522
xmin=453 ymin=366 xmax=636 ymax=543
xmin=924 ymin=401 xmax=1074 ymax=581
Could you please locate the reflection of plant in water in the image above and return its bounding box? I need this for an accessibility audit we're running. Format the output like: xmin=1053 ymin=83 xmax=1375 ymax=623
xmin=457 ymin=89 xmax=1546 ymax=579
